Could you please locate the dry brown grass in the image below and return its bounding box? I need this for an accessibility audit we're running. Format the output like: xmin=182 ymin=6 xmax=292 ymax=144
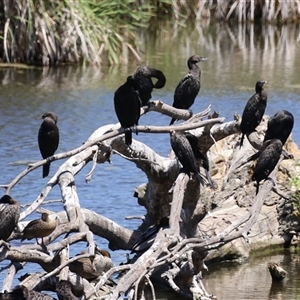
xmin=172 ymin=0 xmax=300 ymax=23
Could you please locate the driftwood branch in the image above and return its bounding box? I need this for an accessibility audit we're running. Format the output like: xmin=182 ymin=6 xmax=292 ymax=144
xmin=0 ymin=100 xmax=297 ymax=300
xmin=1 ymin=103 xmax=220 ymax=195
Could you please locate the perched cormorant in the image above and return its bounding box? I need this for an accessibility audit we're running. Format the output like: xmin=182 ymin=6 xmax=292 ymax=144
xmin=170 ymin=131 xmax=207 ymax=184
xmin=56 ymin=280 xmax=77 ymax=300
xmin=184 ymin=132 xmax=216 ymax=189
xmin=264 ymin=110 xmax=294 ymax=146
xmin=169 ymin=55 xmax=207 ymax=125
xmin=22 ymin=286 xmax=53 ymax=300
xmin=131 ymin=217 xmax=169 ymax=254
xmin=38 ymin=112 xmax=59 ymax=178
xmin=240 ymin=81 xmax=267 ymax=148
xmin=252 ymin=139 xmax=282 ymax=195
xmin=69 ymin=248 xmax=113 ymax=280
xmin=0 ymin=195 xmax=20 ymax=241
xmin=0 ymin=285 xmax=53 ymax=300
xmin=114 ymin=76 xmax=141 ymax=146
xmin=21 ymin=213 xmax=57 ymax=245
xmin=133 ymin=66 xmax=166 ymax=106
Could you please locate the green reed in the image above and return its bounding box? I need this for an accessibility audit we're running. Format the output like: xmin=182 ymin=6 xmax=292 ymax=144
xmin=0 ymin=0 xmax=299 ymax=65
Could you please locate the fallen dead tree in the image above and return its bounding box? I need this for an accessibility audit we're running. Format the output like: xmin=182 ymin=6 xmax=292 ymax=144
xmin=0 ymin=101 xmax=299 ymax=300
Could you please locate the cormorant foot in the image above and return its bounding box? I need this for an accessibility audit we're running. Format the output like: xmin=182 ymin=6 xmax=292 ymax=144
xmin=266 ymin=177 xmax=276 ymax=187
xmin=282 ymin=149 xmax=293 ymax=159
xmin=46 ymin=156 xmax=55 ymax=163
xmin=131 ymin=125 xmax=138 ymax=135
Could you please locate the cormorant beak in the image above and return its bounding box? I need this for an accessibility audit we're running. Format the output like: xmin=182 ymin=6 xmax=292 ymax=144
xmin=200 ymin=57 xmax=209 ymax=61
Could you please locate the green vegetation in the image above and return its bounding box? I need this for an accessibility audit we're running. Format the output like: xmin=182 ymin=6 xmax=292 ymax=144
xmin=0 ymin=0 xmax=156 ymax=65
xmin=291 ymin=169 xmax=300 ymax=218
xmin=0 ymin=0 xmax=299 ymax=65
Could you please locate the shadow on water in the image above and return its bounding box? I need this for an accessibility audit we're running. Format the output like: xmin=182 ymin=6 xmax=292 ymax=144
xmin=201 ymin=249 xmax=300 ymax=300
xmin=0 ymin=21 xmax=299 ymax=299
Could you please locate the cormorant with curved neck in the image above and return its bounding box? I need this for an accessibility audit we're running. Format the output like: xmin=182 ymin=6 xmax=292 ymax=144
xmin=21 ymin=212 xmax=57 ymax=245
xmin=170 ymin=130 xmax=206 ymax=184
xmin=38 ymin=112 xmax=59 ymax=178
xmin=133 ymin=66 xmax=166 ymax=106
xmin=264 ymin=110 xmax=294 ymax=146
xmin=184 ymin=132 xmax=216 ymax=189
xmin=0 ymin=195 xmax=20 ymax=241
xmin=240 ymin=81 xmax=267 ymax=148
xmin=252 ymin=139 xmax=282 ymax=195
xmin=114 ymin=76 xmax=141 ymax=146
xmin=170 ymin=55 xmax=207 ymax=125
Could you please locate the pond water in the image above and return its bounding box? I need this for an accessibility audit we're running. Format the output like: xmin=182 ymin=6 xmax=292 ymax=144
xmin=0 ymin=21 xmax=300 ymax=299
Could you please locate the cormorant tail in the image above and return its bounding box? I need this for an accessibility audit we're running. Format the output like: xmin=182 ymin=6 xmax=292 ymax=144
xmin=240 ymin=133 xmax=245 ymax=149
xmin=169 ymin=117 xmax=176 ymax=126
xmin=43 ymin=162 xmax=50 ymax=178
xmin=195 ymin=172 xmax=207 ymax=186
xmin=205 ymin=169 xmax=216 ymax=189
xmin=125 ymin=129 xmax=132 ymax=146
xmin=246 ymin=151 xmax=261 ymax=163
xmin=255 ymin=181 xmax=260 ymax=195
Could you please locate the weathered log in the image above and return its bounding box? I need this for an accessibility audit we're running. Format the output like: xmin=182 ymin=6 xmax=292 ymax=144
xmin=0 ymin=101 xmax=299 ymax=299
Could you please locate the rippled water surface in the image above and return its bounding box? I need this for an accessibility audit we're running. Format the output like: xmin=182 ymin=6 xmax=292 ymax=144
xmin=0 ymin=21 xmax=300 ymax=298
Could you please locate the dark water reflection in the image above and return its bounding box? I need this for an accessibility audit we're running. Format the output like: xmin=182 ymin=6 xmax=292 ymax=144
xmin=0 ymin=21 xmax=300 ymax=298
xmin=202 ymin=250 xmax=300 ymax=300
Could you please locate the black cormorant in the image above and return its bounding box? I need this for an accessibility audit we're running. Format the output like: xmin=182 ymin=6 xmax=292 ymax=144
xmin=170 ymin=130 xmax=206 ymax=184
xmin=21 ymin=213 xmax=57 ymax=245
xmin=264 ymin=110 xmax=294 ymax=146
xmin=184 ymin=132 xmax=216 ymax=189
xmin=114 ymin=76 xmax=141 ymax=146
xmin=38 ymin=112 xmax=59 ymax=178
xmin=0 ymin=285 xmax=54 ymax=300
xmin=240 ymin=81 xmax=267 ymax=148
xmin=133 ymin=66 xmax=166 ymax=106
xmin=252 ymin=139 xmax=282 ymax=195
xmin=0 ymin=195 xmax=20 ymax=241
xmin=170 ymin=55 xmax=207 ymax=125
xmin=56 ymin=280 xmax=77 ymax=300
xmin=131 ymin=217 xmax=169 ymax=254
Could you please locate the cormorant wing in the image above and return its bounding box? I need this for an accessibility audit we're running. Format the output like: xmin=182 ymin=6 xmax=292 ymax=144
xmin=131 ymin=223 xmax=161 ymax=253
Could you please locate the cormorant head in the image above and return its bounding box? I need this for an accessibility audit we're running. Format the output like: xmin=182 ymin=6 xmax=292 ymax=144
xmin=126 ymin=76 xmax=140 ymax=91
xmin=41 ymin=212 xmax=50 ymax=221
xmin=0 ymin=195 xmax=13 ymax=204
xmin=188 ymin=55 xmax=208 ymax=67
xmin=99 ymin=249 xmax=111 ymax=258
xmin=255 ymin=80 xmax=267 ymax=92
xmin=39 ymin=112 xmax=58 ymax=124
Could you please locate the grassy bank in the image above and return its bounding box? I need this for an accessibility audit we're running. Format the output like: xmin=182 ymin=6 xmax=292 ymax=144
xmin=0 ymin=0 xmax=299 ymax=65
xmin=173 ymin=0 xmax=300 ymax=23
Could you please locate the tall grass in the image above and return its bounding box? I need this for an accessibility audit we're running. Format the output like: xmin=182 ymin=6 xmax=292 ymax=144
xmin=172 ymin=0 xmax=300 ymax=23
xmin=0 ymin=0 xmax=154 ymax=65
xmin=0 ymin=0 xmax=299 ymax=66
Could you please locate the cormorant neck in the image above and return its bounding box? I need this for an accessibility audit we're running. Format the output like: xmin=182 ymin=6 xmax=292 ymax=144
xmin=188 ymin=61 xmax=199 ymax=71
